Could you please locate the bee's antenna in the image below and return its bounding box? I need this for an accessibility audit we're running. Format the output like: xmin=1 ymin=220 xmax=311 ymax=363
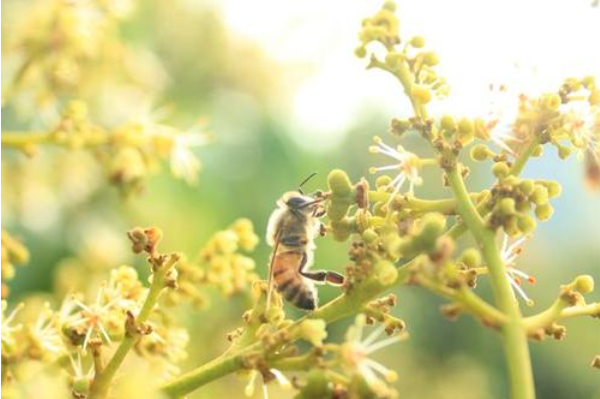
xmin=298 ymin=172 xmax=317 ymax=194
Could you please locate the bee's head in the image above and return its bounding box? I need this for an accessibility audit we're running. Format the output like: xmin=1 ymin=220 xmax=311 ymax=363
xmin=279 ymin=192 xmax=320 ymax=213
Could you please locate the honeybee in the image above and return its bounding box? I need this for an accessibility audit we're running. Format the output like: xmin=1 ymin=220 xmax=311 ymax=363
xmin=266 ymin=174 xmax=345 ymax=311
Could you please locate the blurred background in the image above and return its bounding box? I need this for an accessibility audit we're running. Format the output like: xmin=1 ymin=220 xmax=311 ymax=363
xmin=2 ymin=0 xmax=599 ymax=398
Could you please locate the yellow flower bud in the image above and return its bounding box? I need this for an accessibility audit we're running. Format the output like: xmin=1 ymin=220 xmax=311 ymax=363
xmin=458 ymin=117 xmax=473 ymax=134
xmin=327 ymin=169 xmax=353 ymax=196
xmin=441 ymin=115 xmax=456 ymax=132
xmin=581 ymin=76 xmax=596 ymax=89
xmin=492 ymin=162 xmax=510 ymax=178
xmin=499 ymin=197 xmax=516 ymax=215
xmin=411 ymin=85 xmax=432 ymax=104
xmin=532 ymin=145 xmax=543 ymax=157
xmin=574 ymin=275 xmax=594 ymax=294
xmin=411 ymin=36 xmax=425 ymax=48
xmin=534 ymin=203 xmax=554 ymax=221
xmin=518 ymin=214 xmax=537 ymax=234
xmin=530 ymin=185 xmax=549 ymax=205
xmin=470 ymin=144 xmax=491 ymax=161
xmin=355 ymin=46 xmax=367 ymax=58
xmin=459 ymin=248 xmax=481 ymax=268
xmin=422 ymin=51 xmax=439 ymax=66
xmin=518 ymin=180 xmax=535 ymax=196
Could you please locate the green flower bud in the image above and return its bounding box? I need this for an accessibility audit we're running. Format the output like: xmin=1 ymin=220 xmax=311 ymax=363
xmin=564 ymin=77 xmax=581 ymax=91
xmin=532 ymin=145 xmax=543 ymax=157
xmin=411 ymin=36 xmax=426 ymax=48
xmin=457 ymin=128 xmax=474 ymax=145
xmin=503 ymin=215 xmax=520 ymax=237
xmin=574 ymin=275 xmax=594 ymax=294
xmin=299 ymin=369 xmax=331 ymax=399
xmin=530 ymin=185 xmax=549 ymax=205
xmin=518 ymin=179 xmax=535 ymax=196
xmin=330 ymin=218 xmax=353 ymax=241
xmin=470 ymin=144 xmax=491 ymax=161
xmin=458 ymin=117 xmax=473 ymax=134
xmin=459 ymin=248 xmax=481 ymax=268
xmin=72 ymin=377 xmax=91 ymax=395
xmin=327 ymin=169 xmax=353 ymax=196
xmin=540 ymin=93 xmax=561 ymax=111
xmin=503 ymin=175 xmax=520 ymax=187
xmin=557 ymin=145 xmax=571 ymax=159
xmin=355 ymin=46 xmax=367 ymax=58
xmin=441 ymin=115 xmax=456 ymax=132
xmin=412 ymin=85 xmax=432 ymax=104
xmin=422 ymin=51 xmax=439 ymax=66
xmin=362 ymin=228 xmax=379 ymax=243
xmin=420 ymin=213 xmax=446 ymax=241
xmin=499 ymin=197 xmax=516 ymax=215
xmin=516 ymin=200 xmax=531 ymax=213
xmin=535 ymin=203 xmax=554 ymax=221
xmin=375 ymin=175 xmax=392 ymax=188
xmin=299 ymin=319 xmax=327 ymax=347
xmin=581 ymin=76 xmax=596 ymax=89
xmin=374 ymin=260 xmax=398 ymax=286
xmin=518 ymin=214 xmax=537 ymax=234
xmin=539 ymin=180 xmax=562 ymax=198
xmin=492 ymin=162 xmax=510 ymax=178
xmin=383 ymin=0 xmax=397 ymax=11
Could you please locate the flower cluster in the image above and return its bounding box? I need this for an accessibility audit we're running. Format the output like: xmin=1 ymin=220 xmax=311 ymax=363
xmin=162 ymin=218 xmax=260 ymax=308
xmin=3 ymin=101 xmax=210 ymax=194
xmin=3 ymin=0 xmax=138 ymax=109
xmin=1 ymin=230 xmax=30 ymax=298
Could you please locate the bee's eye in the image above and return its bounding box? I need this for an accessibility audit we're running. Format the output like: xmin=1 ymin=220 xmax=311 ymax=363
xmin=287 ymin=196 xmax=308 ymax=209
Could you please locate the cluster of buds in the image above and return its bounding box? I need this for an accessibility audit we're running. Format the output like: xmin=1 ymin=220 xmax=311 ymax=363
xmin=1 ymin=230 xmax=30 ymax=298
xmin=163 ymin=219 xmax=259 ymax=307
xmin=3 ymin=0 xmax=137 ymax=108
xmin=356 ymin=2 xmax=448 ymax=110
xmin=364 ymin=294 xmax=406 ymax=336
xmin=482 ymin=175 xmax=561 ymax=236
xmin=525 ymin=275 xmax=598 ymax=341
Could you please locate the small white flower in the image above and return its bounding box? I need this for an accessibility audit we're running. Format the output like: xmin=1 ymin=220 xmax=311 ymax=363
xmin=244 ymin=368 xmax=291 ymax=399
xmin=67 ymin=288 xmax=117 ymax=350
xmin=169 ymin=131 xmax=208 ymax=185
xmin=341 ymin=315 xmax=406 ymax=389
xmin=500 ymin=234 xmax=536 ymax=306
xmin=30 ymin=302 xmax=65 ymax=356
xmin=563 ymin=103 xmax=600 ymax=161
xmin=369 ymin=136 xmax=423 ymax=203
xmin=69 ymin=350 xmax=94 ymax=381
xmin=1 ymin=302 xmax=24 ymax=348
xmin=484 ymin=84 xmax=522 ymax=156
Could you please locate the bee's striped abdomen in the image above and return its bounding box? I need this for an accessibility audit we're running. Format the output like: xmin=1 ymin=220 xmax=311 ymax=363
xmin=272 ymin=250 xmax=317 ymax=310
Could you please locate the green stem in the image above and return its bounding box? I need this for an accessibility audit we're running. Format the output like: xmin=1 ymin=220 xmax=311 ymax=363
xmin=1 ymin=132 xmax=51 ymax=150
xmin=88 ymin=271 xmax=166 ymax=399
xmin=510 ymin=139 xmax=539 ymax=176
xmin=160 ymin=263 xmax=413 ymax=398
xmin=447 ymin=169 xmax=534 ymax=399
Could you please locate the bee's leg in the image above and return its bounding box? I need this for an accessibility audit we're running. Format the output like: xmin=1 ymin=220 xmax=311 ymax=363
xmin=299 ymin=269 xmax=345 ymax=286
xmin=318 ymin=223 xmax=327 ymax=237
xmin=313 ymin=207 xmax=326 ymax=218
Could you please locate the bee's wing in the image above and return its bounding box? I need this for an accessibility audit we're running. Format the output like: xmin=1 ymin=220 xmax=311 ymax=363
xmin=266 ymin=230 xmax=281 ymax=311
